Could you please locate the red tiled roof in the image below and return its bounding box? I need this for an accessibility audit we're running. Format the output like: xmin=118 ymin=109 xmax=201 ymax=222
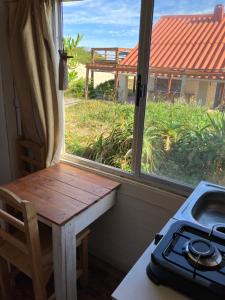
xmin=121 ymin=5 xmax=225 ymax=72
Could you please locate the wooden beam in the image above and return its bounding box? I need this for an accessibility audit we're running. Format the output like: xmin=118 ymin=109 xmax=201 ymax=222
xmin=86 ymin=63 xmax=225 ymax=79
xmin=115 ymin=49 xmax=119 ymax=64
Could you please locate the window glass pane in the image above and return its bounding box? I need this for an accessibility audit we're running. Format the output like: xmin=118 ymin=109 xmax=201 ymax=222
xmin=141 ymin=1 xmax=225 ymax=186
xmin=63 ymin=0 xmax=141 ymax=171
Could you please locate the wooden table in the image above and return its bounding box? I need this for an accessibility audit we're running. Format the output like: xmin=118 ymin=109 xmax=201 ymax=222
xmin=3 ymin=162 xmax=120 ymax=300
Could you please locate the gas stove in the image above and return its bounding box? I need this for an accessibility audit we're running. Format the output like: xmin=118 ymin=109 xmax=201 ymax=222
xmin=147 ymin=221 xmax=225 ymax=300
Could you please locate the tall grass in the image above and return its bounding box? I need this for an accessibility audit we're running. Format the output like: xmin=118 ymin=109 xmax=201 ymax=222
xmin=65 ymin=99 xmax=225 ymax=186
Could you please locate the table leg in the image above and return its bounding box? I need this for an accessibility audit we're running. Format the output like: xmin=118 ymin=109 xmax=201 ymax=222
xmin=52 ymin=220 xmax=77 ymax=300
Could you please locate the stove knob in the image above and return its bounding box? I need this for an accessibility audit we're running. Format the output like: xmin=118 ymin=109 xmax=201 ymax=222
xmin=154 ymin=233 xmax=163 ymax=245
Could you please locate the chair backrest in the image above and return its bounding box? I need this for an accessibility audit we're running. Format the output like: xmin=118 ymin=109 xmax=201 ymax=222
xmin=17 ymin=137 xmax=45 ymax=177
xmin=0 ymin=187 xmax=46 ymax=299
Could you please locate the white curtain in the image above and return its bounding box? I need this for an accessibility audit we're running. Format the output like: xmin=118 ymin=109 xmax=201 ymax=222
xmin=7 ymin=0 xmax=62 ymax=167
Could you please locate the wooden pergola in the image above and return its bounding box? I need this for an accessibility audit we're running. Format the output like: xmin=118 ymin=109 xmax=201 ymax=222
xmin=85 ymin=48 xmax=225 ymax=103
xmin=85 ymin=48 xmax=132 ymax=99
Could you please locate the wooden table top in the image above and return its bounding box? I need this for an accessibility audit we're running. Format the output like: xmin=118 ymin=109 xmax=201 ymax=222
xmin=3 ymin=163 xmax=120 ymax=225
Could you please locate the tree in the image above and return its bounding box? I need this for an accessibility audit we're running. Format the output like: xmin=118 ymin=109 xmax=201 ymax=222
xmin=63 ymin=35 xmax=91 ymax=97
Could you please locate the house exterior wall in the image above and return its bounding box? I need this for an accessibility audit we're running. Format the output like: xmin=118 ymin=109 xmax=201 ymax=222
xmin=184 ymin=79 xmax=217 ymax=107
xmin=119 ymin=74 xmax=219 ymax=108
xmin=118 ymin=74 xmax=128 ymax=102
xmin=78 ymin=65 xmax=114 ymax=88
xmin=206 ymin=81 xmax=217 ymax=106
xmin=148 ymin=75 xmax=155 ymax=92
xmin=197 ymin=81 xmax=209 ymax=105
xmin=184 ymin=79 xmax=199 ymax=95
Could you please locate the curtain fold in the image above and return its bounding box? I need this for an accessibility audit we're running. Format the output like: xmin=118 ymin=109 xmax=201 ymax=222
xmin=7 ymin=0 xmax=62 ymax=167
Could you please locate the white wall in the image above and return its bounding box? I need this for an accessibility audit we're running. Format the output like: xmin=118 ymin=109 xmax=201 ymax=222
xmin=197 ymin=81 xmax=209 ymax=105
xmin=184 ymin=79 xmax=199 ymax=95
xmin=89 ymin=179 xmax=185 ymax=272
xmin=206 ymin=81 xmax=217 ymax=106
xmin=118 ymin=74 xmax=128 ymax=103
xmin=76 ymin=64 xmax=114 ymax=88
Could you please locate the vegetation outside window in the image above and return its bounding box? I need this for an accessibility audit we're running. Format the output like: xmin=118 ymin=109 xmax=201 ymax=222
xmin=141 ymin=1 xmax=225 ymax=187
xmin=63 ymin=0 xmax=225 ymax=189
xmin=63 ymin=0 xmax=141 ymax=171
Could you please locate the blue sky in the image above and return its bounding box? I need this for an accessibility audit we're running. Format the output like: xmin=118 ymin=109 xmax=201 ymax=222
xmin=63 ymin=0 xmax=225 ymax=48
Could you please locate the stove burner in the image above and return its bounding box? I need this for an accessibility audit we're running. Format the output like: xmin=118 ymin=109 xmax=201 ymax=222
xmin=189 ymin=239 xmax=215 ymax=257
xmin=147 ymin=221 xmax=225 ymax=300
xmin=185 ymin=238 xmax=223 ymax=269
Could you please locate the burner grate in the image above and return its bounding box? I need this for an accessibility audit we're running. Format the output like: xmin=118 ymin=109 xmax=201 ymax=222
xmin=162 ymin=229 xmax=225 ymax=286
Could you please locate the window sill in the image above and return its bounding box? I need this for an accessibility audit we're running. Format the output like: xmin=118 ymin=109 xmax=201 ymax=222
xmin=61 ymin=153 xmax=193 ymax=198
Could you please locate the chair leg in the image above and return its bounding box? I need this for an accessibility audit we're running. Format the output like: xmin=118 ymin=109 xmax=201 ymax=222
xmin=79 ymin=235 xmax=89 ymax=288
xmin=32 ymin=273 xmax=47 ymax=300
xmin=0 ymin=258 xmax=10 ymax=300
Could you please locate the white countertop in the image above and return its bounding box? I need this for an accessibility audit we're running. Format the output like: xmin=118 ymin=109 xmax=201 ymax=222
xmin=112 ymin=219 xmax=189 ymax=300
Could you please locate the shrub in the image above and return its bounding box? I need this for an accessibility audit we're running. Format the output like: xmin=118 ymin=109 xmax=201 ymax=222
xmin=65 ymin=100 xmax=225 ymax=186
xmin=94 ymin=80 xmax=115 ymax=101
xmin=165 ymin=112 xmax=225 ymax=185
xmin=69 ymin=78 xmax=86 ymax=98
xmin=83 ymin=123 xmax=133 ymax=170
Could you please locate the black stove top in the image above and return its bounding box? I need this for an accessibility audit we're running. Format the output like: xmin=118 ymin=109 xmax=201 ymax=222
xmin=147 ymin=221 xmax=225 ymax=300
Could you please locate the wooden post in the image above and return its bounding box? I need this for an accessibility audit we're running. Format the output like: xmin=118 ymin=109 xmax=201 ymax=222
xmin=91 ymin=49 xmax=94 ymax=64
xmin=91 ymin=71 xmax=94 ymax=89
xmin=115 ymin=48 xmax=119 ymax=64
xmin=133 ymin=76 xmax=136 ymax=93
xmin=114 ymin=71 xmax=119 ymax=101
xmin=85 ymin=67 xmax=89 ymax=100
xmin=168 ymin=76 xmax=172 ymax=93
xmin=180 ymin=76 xmax=186 ymax=98
xmin=154 ymin=75 xmax=158 ymax=102
xmin=168 ymin=76 xmax=173 ymax=103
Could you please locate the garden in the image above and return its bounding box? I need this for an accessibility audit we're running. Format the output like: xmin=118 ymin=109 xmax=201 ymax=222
xmin=65 ymin=99 xmax=225 ymax=186
xmin=63 ymin=35 xmax=225 ymax=187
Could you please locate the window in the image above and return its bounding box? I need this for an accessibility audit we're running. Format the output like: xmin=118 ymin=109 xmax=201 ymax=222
xmin=63 ymin=0 xmax=225 ymax=189
xmin=63 ymin=0 xmax=141 ymax=172
xmin=141 ymin=1 xmax=225 ymax=187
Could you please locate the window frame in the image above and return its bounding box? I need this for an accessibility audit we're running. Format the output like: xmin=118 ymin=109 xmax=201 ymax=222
xmin=60 ymin=0 xmax=194 ymax=197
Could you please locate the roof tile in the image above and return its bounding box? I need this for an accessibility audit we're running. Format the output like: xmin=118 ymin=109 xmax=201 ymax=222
xmin=121 ymin=6 xmax=225 ymax=72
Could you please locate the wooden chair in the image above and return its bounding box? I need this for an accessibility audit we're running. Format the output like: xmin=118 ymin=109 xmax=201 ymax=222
xmin=0 ymin=188 xmax=90 ymax=300
xmin=16 ymin=137 xmax=45 ymax=177
xmin=0 ymin=187 xmax=51 ymax=300
xmin=76 ymin=229 xmax=89 ymax=288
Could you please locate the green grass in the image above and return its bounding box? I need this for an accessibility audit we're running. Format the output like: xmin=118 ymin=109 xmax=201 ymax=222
xmin=65 ymin=99 xmax=225 ymax=186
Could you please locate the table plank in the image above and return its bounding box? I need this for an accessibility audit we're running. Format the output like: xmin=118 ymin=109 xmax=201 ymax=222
xmin=18 ymin=174 xmax=99 ymax=205
xmin=56 ymin=163 xmax=121 ymax=190
xmin=3 ymin=163 xmax=120 ymax=225
xmin=5 ymin=182 xmax=87 ymax=225
xmin=39 ymin=168 xmax=111 ymax=197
